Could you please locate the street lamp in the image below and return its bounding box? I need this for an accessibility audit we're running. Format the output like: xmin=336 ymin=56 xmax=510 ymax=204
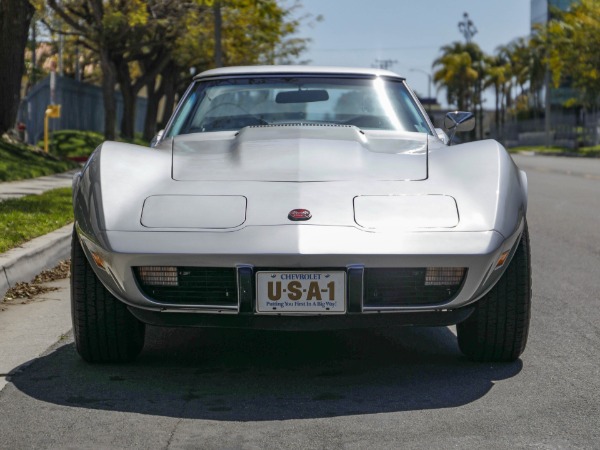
xmin=409 ymin=68 xmax=433 ymax=111
xmin=458 ymin=12 xmax=478 ymax=43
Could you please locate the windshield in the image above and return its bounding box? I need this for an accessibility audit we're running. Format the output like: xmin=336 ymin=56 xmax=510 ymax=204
xmin=166 ymin=76 xmax=433 ymax=137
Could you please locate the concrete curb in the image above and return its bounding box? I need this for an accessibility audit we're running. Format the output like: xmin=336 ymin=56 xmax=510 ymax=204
xmin=0 ymin=223 xmax=73 ymax=300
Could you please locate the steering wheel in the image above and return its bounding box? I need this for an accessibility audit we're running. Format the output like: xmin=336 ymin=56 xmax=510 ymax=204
xmin=198 ymin=115 xmax=269 ymax=132
xmin=343 ymin=115 xmax=392 ymax=129
xmin=204 ymin=102 xmax=250 ymax=116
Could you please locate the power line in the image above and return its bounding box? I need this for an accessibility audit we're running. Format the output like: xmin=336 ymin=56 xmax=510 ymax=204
xmin=308 ymin=45 xmax=440 ymax=53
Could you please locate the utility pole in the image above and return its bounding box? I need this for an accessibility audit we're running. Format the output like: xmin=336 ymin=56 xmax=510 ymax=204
xmin=214 ymin=1 xmax=223 ymax=67
xmin=458 ymin=12 xmax=478 ymax=43
xmin=56 ymin=0 xmax=64 ymax=75
xmin=58 ymin=34 xmax=64 ymax=76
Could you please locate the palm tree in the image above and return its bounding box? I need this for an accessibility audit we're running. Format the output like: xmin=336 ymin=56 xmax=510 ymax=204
xmin=433 ymin=51 xmax=477 ymax=110
xmin=528 ymin=31 xmax=548 ymax=116
xmin=484 ymin=54 xmax=510 ymax=138
xmin=498 ymin=37 xmax=549 ymax=117
xmin=433 ymin=42 xmax=485 ymax=137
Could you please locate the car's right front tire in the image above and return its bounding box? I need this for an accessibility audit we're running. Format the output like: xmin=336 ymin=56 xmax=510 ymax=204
xmin=71 ymin=229 xmax=145 ymax=363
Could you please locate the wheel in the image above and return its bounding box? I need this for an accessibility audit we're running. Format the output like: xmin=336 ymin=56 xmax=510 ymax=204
xmin=457 ymin=221 xmax=532 ymax=362
xmin=70 ymin=229 xmax=145 ymax=363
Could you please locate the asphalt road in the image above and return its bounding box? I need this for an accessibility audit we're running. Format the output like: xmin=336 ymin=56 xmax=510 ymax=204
xmin=1 ymin=154 xmax=599 ymax=449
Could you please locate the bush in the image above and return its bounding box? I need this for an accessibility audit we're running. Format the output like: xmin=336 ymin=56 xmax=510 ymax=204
xmin=40 ymin=130 xmax=105 ymax=158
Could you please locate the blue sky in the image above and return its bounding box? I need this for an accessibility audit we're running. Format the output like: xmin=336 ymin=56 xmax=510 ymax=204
xmin=296 ymin=0 xmax=531 ymax=107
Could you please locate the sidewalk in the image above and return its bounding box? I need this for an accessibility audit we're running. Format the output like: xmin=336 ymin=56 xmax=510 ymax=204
xmin=0 ymin=170 xmax=79 ymax=299
xmin=0 ymin=169 xmax=79 ymax=201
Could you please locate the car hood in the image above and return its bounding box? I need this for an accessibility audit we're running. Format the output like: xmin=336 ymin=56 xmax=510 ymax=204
xmin=171 ymin=124 xmax=429 ymax=182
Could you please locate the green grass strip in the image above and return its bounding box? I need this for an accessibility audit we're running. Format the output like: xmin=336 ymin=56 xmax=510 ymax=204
xmin=508 ymin=146 xmax=565 ymax=153
xmin=0 ymin=187 xmax=73 ymax=254
xmin=0 ymin=139 xmax=77 ymax=182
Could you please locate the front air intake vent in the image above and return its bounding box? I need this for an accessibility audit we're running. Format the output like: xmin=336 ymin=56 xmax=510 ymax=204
xmin=134 ymin=267 xmax=237 ymax=306
xmin=364 ymin=268 xmax=466 ymax=307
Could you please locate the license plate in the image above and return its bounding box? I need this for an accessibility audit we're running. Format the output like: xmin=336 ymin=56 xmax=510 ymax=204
xmin=256 ymin=271 xmax=346 ymax=314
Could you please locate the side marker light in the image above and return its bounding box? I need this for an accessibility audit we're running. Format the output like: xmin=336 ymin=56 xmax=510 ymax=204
xmin=495 ymin=251 xmax=510 ymax=269
xmin=91 ymin=252 xmax=106 ymax=270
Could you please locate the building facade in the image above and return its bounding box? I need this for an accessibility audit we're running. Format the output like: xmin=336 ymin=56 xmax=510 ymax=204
xmin=531 ymin=0 xmax=577 ymax=26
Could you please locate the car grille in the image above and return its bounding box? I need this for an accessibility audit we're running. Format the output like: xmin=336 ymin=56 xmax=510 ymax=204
xmin=134 ymin=267 xmax=238 ymax=306
xmin=134 ymin=266 xmax=465 ymax=309
xmin=363 ymin=268 xmax=466 ymax=307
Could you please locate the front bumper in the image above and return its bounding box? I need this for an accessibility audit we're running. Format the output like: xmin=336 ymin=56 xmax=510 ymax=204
xmin=129 ymin=305 xmax=475 ymax=330
xmin=77 ymin=223 xmax=524 ymax=318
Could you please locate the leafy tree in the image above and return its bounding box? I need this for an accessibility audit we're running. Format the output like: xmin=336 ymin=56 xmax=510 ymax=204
xmin=433 ymin=36 xmax=549 ymax=141
xmin=112 ymin=1 xmax=202 ymax=139
xmin=483 ymin=54 xmax=509 ymax=137
xmin=544 ymin=0 xmax=600 ymax=109
xmin=433 ymin=44 xmax=478 ymax=111
xmin=504 ymin=38 xmax=530 ymax=98
xmin=528 ymin=32 xmax=547 ymax=115
xmin=44 ymin=0 xmax=153 ymax=140
xmin=0 ymin=0 xmax=35 ymax=135
xmin=44 ymin=0 xmax=314 ymax=141
xmin=142 ymin=0 xmax=315 ymax=140
xmin=496 ymin=36 xmax=545 ymax=117
xmin=24 ymin=13 xmax=101 ymax=91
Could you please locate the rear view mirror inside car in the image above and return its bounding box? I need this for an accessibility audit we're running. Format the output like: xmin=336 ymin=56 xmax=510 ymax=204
xmin=276 ymin=89 xmax=329 ymax=103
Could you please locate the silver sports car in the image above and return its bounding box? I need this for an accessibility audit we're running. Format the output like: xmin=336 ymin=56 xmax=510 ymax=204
xmin=71 ymin=66 xmax=531 ymax=363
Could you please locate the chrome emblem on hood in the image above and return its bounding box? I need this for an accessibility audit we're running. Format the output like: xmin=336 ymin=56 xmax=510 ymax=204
xmin=288 ymin=209 xmax=312 ymax=221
